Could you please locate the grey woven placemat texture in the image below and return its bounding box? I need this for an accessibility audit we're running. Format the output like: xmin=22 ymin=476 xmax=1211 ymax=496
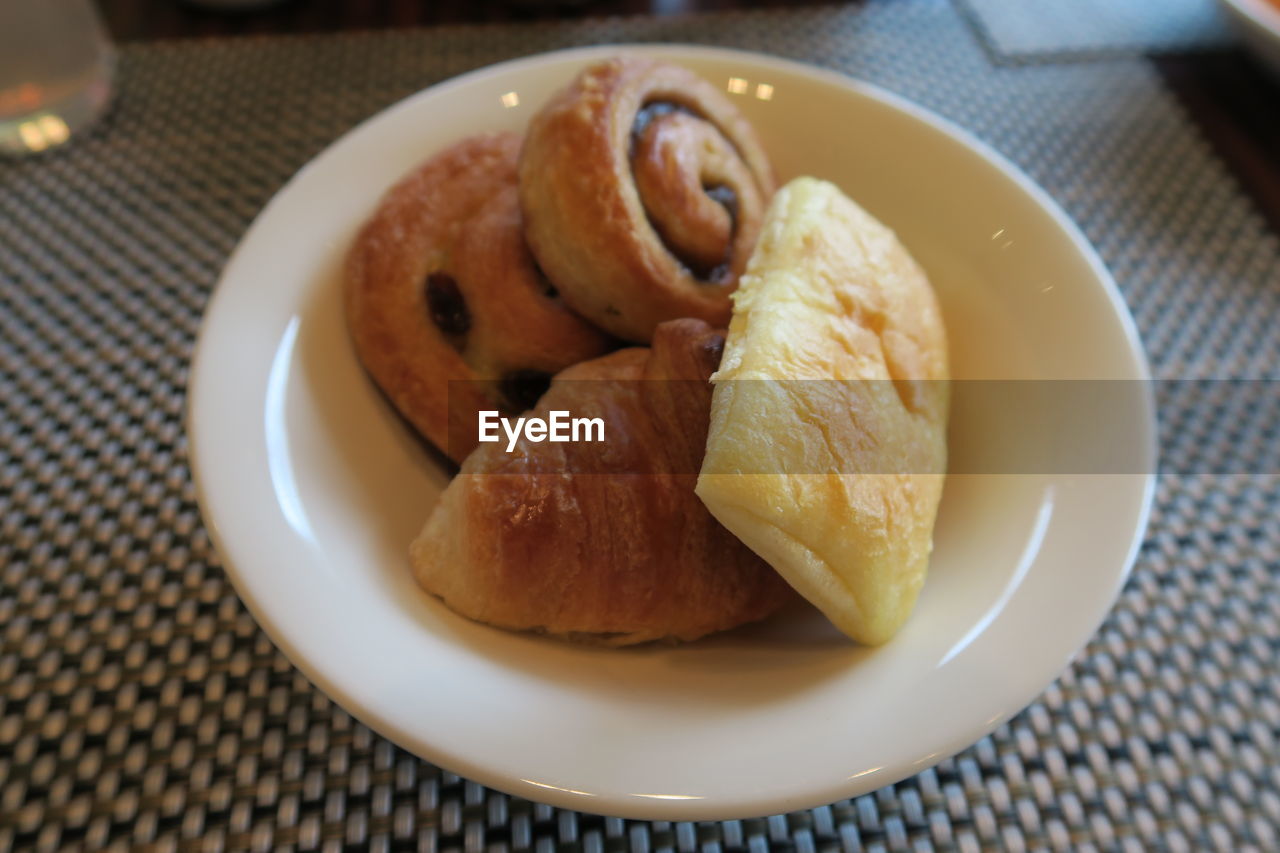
xmin=2 ymin=0 xmax=1278 ymax=850
xmin=955 ymin=0 xmax=1233 ymax=61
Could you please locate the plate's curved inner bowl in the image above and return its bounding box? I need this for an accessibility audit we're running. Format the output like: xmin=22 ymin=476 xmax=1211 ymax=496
xmin=189 ymin=45 xmax=1154 ymax=820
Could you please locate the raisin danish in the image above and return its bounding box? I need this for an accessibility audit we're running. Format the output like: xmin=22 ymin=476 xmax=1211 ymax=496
xmin=345 ymin=132 xmax=613 ymax=463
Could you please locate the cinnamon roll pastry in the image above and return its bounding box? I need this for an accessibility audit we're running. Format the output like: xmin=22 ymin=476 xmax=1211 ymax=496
xmin=345 ymin=132 xmax=613 ymax=463
xmin=519 ymin=57 xmax=777 ymax=343
xmin=410 ymin=319 xmax=795 ymax=645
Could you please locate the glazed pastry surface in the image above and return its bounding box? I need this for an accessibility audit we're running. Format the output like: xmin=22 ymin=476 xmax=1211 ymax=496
xmin=696 ymin=177 xmax=949 ymax=646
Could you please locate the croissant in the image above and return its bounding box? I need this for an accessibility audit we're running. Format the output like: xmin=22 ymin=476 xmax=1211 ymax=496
xmin=345 ymin=132 xmax=613 ymax=463
xmin=519 ymin=57 xmax=777 ymax=343
xmin=410 ymin=319 xmax=795 ymax=644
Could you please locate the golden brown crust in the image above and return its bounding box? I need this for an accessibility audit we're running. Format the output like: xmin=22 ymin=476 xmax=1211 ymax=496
xmin=410 ymin=319 xmax=795 ymax=645
xmin=344 ymin=132 xmax=613 ymax=463
xmin=518 ymin=57 xmax=777 ymax=343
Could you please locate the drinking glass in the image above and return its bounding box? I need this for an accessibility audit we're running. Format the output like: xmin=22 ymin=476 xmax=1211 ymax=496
xmin=0 ymin=0 xmax=115 ymax=156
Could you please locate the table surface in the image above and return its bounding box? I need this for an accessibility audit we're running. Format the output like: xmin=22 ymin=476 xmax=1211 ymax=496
xmin=97 ymin=0 xmax=842 ymax=40
xmin=96 ymin=0 xmax=1280 ymax=231
xmin=4 ymin=0 xmax=1280 ymax=850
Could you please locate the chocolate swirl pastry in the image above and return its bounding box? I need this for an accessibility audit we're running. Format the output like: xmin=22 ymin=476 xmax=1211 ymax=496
xmin=345 ymin=133 xmax=613 ymax=463
xmin=519 ymin=57 xmax=777 ymax=343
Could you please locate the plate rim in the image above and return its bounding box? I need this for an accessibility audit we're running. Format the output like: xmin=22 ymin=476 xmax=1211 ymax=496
xmin=187 ymin=43 xmax=1157 ymax=820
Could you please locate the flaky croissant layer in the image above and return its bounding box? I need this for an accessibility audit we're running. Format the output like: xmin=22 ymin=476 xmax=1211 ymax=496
xmin=410 ymin=320 xmax=796 ymax=645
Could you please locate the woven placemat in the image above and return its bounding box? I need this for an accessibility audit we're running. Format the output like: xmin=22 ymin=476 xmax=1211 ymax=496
xmin=954 ymin=0 xmax=1233 ymax=62
xmin=2 ymin=0 xmax=1278 ymax=849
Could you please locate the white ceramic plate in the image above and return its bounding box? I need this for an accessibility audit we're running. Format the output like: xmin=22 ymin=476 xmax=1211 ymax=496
xmin=1220 ymin=0 xmax=1280 ymax=78
xmin=189 ymin=45 xmax=1155 ymax=820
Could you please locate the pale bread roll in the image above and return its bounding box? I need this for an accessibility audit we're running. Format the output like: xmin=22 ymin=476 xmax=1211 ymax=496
xmin=695 ymin=177 xmax=949 ymax=645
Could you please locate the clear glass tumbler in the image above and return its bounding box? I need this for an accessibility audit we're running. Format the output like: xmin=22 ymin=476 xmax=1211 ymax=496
xmin=0 ymin=0 xmax=115 ymax=156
